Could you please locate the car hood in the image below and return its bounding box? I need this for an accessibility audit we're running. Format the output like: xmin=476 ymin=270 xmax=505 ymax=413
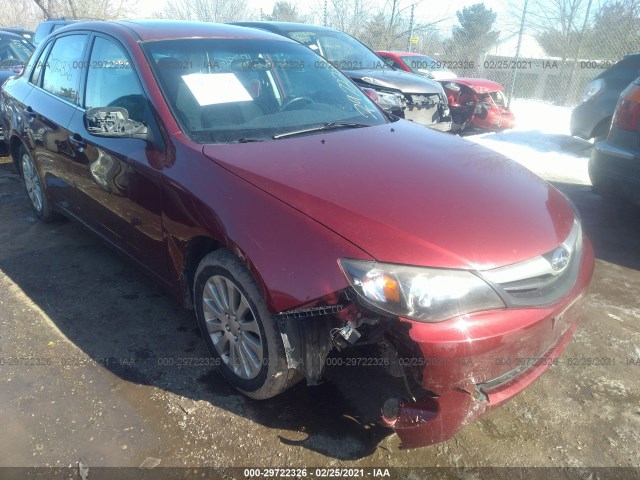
xmin=443 ymin=77 xmax=505 ymax=94
xmin=416 ymin=69 xmax=457 ymax=81
xmin=202 ymin=121 xmax=575 ymax=270
xmin=345 ymin=68 xmax=443 ymax=95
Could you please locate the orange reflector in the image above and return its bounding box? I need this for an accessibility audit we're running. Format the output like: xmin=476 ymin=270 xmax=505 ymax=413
xmin=383 ymin=275 xmax=401 ymax=303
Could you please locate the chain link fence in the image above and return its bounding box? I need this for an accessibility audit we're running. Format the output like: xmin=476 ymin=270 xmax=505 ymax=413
xmin=4 ymin=0 xmax=638 ymax=106
xmin=335 ymin=0 xmax=640 ymax=107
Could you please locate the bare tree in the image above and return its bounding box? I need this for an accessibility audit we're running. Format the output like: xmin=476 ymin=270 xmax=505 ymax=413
xmin=162 ymin=0 xmax=252 ymax=22
xmin=0 ymin=0 xmax=42 ymax=29
xmin=262 ymin=1 xmax=307 ymax=22
xmin=1 ymin=0 xmax=132 ymax=27
xmin=26 ymin=0 xmax=133 ymax=20
xmin=323 ymin=0 xmax=373 ymax=36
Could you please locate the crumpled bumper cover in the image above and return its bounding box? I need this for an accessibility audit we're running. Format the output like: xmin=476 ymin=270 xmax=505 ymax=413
xmin=382 ymin=237 xmax=594 ymax=448
xmin=470 ymin=106 xmax=516 ymax=131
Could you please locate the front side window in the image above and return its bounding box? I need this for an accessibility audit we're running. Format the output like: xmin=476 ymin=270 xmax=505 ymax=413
xmin=85 ymin=37 xmax=146 ymax=123
xmin=144 ymin=38 xmax=386 ymax=144
xmin=42 ymin=34 xmax=87 ymax=104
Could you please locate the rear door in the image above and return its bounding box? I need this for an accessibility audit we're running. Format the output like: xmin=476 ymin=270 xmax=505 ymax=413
xmin=66 ymin=33 xmax=168 ymax=278
xmin=24 ymin=33 xmax=89 ymax=213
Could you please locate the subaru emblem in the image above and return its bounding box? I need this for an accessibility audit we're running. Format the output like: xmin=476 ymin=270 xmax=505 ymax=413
xmin=550 ymin=247 xmax=571 ymax=272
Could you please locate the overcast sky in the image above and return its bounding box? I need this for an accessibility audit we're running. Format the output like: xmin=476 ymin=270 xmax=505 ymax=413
xmin=131 ymin=0 xmax=514 ymax=33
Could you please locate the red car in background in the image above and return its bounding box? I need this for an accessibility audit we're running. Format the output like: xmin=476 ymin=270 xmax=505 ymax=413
xmin=1 ymin=20 xmax=591 ymax=448
xmin=443 ymin=78 xmax=516 ymax=132
xmin=377 ymin=51 xmax=516 ymax=133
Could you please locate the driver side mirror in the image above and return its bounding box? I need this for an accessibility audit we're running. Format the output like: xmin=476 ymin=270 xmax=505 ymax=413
xmin=84 ymin=107 xmax=148 ymax=139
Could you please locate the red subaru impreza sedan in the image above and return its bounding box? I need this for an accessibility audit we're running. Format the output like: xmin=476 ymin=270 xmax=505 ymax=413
xmin=0 ymin=20 xmax=594 ymax=448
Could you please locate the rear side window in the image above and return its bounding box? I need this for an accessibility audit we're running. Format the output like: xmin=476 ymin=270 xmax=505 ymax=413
xmin=29 ymin=41 xmax=52 ymax=86
xmin=42 ymin=34 xmax=87 ymax=104
xmin=84 ymin=37 xmax=146 ymax=122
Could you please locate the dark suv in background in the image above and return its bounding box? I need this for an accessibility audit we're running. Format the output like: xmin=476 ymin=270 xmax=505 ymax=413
xmin=33 ymin=19 xmax=79 ymax=45
xmin=571 ymin=54 xmax=640 ymax=141
xmin=589 ymin=78 xmax=640 ymax=205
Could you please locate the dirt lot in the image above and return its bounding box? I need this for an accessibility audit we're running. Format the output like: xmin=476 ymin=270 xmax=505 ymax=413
xmin=1 ymin=152 xmax=639 ymax=478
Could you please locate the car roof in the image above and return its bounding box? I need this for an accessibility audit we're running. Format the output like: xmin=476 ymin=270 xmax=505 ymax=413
xmin=231 ymin=21 xmax=340 ymax=35
xmin=0 ymin=30 xmax=29 ymax=41
xmin=57 ymin=19 xmax=293 ymax=43
xmin=618 ymin=54 xmax=640 ymax=66
xmin=0 ymin=27 xmax=34 ymax=34
xmin=378 ymin=51 xmax=428 ymax=57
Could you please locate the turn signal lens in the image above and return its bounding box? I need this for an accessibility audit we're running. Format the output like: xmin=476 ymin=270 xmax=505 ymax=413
xmin=613 ymin=83 xmax=640 ymax=131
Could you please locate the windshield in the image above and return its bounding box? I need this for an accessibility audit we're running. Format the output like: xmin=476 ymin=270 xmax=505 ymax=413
xmin=0 ymin=37 xmax=34 ymax=68
xmin=401 ymin=55 xmax=451 ymax=74
xmin=287 ymin=30 xmax=388 ymax=71
xmin=144 ymin=38 xmax=385 ymax=143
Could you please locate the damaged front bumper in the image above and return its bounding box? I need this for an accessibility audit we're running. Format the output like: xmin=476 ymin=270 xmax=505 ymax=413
xmin=403 ymin=93 xmax=452 ymax=132
xmin=381 ymin=237 xmax=594 ymax=448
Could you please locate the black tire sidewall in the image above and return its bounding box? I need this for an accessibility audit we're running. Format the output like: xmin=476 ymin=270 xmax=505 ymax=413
xmin=193 ymin=250 xmax=294 ymax=399
xmin=194 ymin=263 xmax=269 ymax=392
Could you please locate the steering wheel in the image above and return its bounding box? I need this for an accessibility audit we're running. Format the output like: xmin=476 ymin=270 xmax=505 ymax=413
xmin=280 ymin=96 xmax=313 ymax=111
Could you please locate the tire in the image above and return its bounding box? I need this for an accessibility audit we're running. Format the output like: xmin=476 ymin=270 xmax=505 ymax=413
xmin=18 ymin=146 xmax=60 ymax=222
xmin=194 ymin=249 xmax=299 ymax=399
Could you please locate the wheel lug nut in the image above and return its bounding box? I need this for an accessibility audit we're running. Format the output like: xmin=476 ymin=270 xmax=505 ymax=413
xmin=234 ymin=336 xmax=238 ymax=342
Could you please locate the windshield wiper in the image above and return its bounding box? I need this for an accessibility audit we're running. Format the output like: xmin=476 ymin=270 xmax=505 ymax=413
xmin=229 ymin=138 xmax=265 ymax=143
xmin=273 ymin=122 xmax=369 ymax=140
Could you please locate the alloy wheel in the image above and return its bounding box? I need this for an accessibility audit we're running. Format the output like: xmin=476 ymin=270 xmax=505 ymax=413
xmin=202 ymin=275 xmax=264 ymax=380
xmin=21 ymin=152 xmax=43 ymax=213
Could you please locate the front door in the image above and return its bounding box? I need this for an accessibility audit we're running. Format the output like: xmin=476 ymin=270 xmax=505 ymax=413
xmin=67 ymin=34 xmax=168 ymax=279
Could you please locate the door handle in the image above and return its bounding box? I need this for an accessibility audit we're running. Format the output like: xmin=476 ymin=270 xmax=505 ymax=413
xmin=69 ymin=133 xmax=87 ymax=152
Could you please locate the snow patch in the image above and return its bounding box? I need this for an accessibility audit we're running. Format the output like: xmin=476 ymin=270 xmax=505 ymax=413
xmin=465 ymin=99 xmax=592 ymax=185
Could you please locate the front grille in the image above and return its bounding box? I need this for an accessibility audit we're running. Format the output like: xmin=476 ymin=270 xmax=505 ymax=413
xmin=406 ymin=93 xmax=438 ymax=109
xmin=480 ymin=220 xmax=583 ymax=307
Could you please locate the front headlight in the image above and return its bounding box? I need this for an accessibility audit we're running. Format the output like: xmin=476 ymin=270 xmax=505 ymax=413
xmin=375 ymin=90 xmax=406 ymax=110
xmin=582 ymin=78 xmax=605 ymax=103
xmin=338 ymin=259 xmax=505 ymax=322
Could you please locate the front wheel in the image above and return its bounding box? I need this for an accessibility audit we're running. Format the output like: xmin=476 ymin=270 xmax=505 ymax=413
xmin=194 ymin=249 xmax=299 ymax=399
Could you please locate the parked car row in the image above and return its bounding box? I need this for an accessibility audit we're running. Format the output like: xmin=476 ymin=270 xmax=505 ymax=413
xmin=233 ymin=22 xmax=453 ymax=132
xmin=0 ymin=19 xmax=594 ymax=448
xmin=568 ymin=53 xmax=640 ymax=207
xmin=2 ymin=19 xmax=517 ymax=135
xmin=376 ymin=50 xmax=515 ymax=132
